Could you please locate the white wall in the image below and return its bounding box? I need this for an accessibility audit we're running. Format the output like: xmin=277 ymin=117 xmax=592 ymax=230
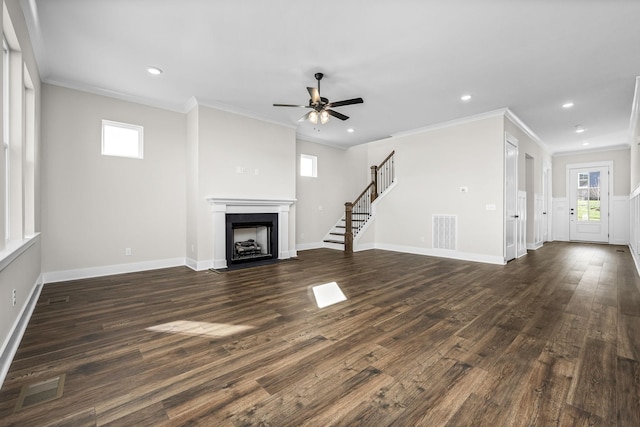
xmin=359 ymin=114 xmax=506 ymax=263
xmin=553 ymin=148 xmax=631 ymax=197
xmin=185 ymin=106 xmax=199 ymax=268
xmin=1 ymin=0 xmax=43 ymax=386
xmin=504 ymin=116 xmax=552 ymax=248
xmin=41 ymin=84 xmax=187 ymax=277
xmin=295 ymin=139 xmax=367 ymax=249
xmin=189 ymin=104 xmax=297 ymax=265
xmin=630 ymin=77 xmax=640 ymax=192
xmin=628 ymin=78 xmax=640 ymax=272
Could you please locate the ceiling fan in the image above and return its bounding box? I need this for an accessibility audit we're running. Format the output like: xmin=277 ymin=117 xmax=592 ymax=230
xmin=273 ymin=73 xmax=363 ymax=124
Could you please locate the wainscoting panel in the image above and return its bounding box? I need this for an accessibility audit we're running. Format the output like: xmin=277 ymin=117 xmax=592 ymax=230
xmin=611 ymin=196 xmax=629 ymax=245
xmin=552 ymin=197 xmax=569 ymax=241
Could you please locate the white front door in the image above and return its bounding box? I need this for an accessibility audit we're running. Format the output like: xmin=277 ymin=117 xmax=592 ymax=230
xmin=505 ymin=137 xmax=518 ymax=261
xmin=569 ymin=166 xmax=609 ymax=242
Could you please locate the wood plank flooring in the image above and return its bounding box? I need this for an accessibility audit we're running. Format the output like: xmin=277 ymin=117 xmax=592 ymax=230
xmin=1 ymin=242 xmax=640 ymax=426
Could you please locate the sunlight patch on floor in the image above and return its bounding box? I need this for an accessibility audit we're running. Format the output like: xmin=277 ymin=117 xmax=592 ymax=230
xmin=146 ymin=320 xmax=255 ymax=339
xmin=312 ymin=281 xmax=347 ymax=308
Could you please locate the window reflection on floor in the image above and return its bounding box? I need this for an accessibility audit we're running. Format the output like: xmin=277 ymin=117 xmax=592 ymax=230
xmin=312 ymin=282 xmax=347 ymax=308
xmin=146 ymin=320 xmax=255 ymax=339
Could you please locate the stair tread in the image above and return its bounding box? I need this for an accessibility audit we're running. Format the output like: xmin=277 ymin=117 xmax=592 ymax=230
xmin=323 ymin=239 xmax=345 ymax=244
xmin=330 ymin=232 xmax=345 ymax=236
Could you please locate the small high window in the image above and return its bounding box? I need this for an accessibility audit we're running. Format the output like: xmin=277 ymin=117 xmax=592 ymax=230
xmin=101 ymin=120 xmax=143 ymax=159
xmin=300 ymin=154 xmax=317 ymax=177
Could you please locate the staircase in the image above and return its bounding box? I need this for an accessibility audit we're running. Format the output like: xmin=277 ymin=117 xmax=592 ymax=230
xmin=323 ymin=151 xmax=395 ymax=252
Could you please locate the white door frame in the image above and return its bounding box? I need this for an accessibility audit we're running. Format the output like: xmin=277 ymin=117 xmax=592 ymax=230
xmin=565 ymin=161 xmax=612 ymax=243
xmin=504 ymin=132 xmax=518 ymax=262
xmin=517 ymin=190 xmax=527 ymax=257
xmin=543 ymin=162 xmax=552 ymax=242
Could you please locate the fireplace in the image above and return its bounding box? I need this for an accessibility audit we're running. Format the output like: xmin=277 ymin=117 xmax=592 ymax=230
xmin=207 ymin=197 xmax=296 ymax=270
xmin=226 ymin=213 xmax=278 ymax=266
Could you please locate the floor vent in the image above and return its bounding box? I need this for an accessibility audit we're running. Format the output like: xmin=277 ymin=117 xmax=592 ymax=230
xmin=15 ymin=374 xmax=65 ymax=411
xmin=47 ymin=296 xmax=69 ymax=305
xmin=616 ymin=249 xmax=625 ymax=253
xmin=433 ymin=215 xmax=457 ymax=250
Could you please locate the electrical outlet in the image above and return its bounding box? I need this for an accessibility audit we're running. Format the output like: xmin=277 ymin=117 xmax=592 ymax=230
xmin=12 ymin=289 xmax=16 ymax=306
xmin=125 ymin=248 xmax=132 ymax=256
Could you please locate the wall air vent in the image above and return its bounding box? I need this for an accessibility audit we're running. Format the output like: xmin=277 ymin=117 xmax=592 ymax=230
xmin=433 ymin=215 xmax=457 ymax=250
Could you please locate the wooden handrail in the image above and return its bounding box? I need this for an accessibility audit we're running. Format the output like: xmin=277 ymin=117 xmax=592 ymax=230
xmin=353 ymin=182 xmax=375 ymax=207
xmin=378 ymin=150 xmax=395 ymax=169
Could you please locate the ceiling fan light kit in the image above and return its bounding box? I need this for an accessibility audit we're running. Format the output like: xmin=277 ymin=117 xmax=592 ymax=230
xmin=274 ymin=72 xmax=363 ymax=125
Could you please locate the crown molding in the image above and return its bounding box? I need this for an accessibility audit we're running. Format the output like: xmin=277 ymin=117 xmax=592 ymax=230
xmin=390 ymin=108 xmax=508 ymax=139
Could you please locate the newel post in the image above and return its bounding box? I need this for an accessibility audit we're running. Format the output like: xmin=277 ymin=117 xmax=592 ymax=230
xmin=370 ymin=165 xmax=378 ymax=203
xmin=344 ymin=202 xmax=354 ymax=254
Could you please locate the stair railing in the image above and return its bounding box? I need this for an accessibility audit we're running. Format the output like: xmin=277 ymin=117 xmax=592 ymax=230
xmin=344 ymin=151 xmax=395 ymax=253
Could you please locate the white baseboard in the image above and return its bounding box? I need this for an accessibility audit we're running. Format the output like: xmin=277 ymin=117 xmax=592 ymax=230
xmin=282 ymin=249 xmax=298 ymax=259
xmin=354 ymin=242 xmax=375 ymax=252
xmin=185 ymin=257 xmax=197 ymax=271
xmin=185 ymin=258 xmax=214 ymax=272
xmin=631 ymin=245 xmax=640 ymax=279
xmin=296 ymin=242 xmax=323 ymax=251
xmin=0 ymin=275 xmax=43 ymax=389
xmin=372 ymin=243 xmax=506 ymax=265
xmin=527 ymin=242 xmax=544 ymax=251
xmin=42 ymin=258 xmax=187 ymax=283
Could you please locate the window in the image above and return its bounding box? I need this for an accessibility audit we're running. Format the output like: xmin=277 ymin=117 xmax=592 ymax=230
xmin=101 ymin=120 xmax=144 ymax=159
xmin=300 ymin=154 xmax=317 ymax=177
xmin=576 ymin=171 xmax=601 ymax=222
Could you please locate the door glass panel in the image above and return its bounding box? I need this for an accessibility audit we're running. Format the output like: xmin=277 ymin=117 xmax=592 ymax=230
xmin=578 ymin=173 xmax=589 ymax=188
xmin=576 ymin=171 xmax=600 ymax=222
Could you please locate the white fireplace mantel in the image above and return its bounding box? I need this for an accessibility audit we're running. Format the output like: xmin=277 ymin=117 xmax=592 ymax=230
xmin=206 ymin=197 xmax=296 ymax=269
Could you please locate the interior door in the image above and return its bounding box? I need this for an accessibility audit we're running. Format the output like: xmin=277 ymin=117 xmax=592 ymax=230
xmin=542 ymin=166 xmax=550 ymax=242
xmin=505 ymin=139 xmax=518 ymax=261
xmin=569 ymin=166 xmax=609 ymax=242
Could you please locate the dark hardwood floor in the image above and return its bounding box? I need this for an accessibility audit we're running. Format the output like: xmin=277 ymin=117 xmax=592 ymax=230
xmin=1 ymin=242 xmax=640 ymax=426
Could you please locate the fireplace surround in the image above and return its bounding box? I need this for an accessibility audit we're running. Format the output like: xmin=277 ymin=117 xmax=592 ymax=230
xmin=225 ymin=212 xmax=278 ymax=267
xmin=207 ymin=197 xmax=295 ymax=270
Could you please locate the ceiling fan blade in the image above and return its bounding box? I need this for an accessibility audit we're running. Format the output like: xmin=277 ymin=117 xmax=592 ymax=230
xmin=307 ymin=87 xmax=320 ymax=104
xmin=326 ymin=109 xmax=349 ymax=121
xmin=273 ymin=103 xmax=310 ymax=108
xmin=327 ymin=97 xmax=364 ymax=108
xmin=298 ymin=111 xmax=313 ymax=122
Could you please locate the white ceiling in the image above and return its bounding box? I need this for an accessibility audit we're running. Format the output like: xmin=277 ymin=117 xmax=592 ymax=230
xmin=21 ymin=0 xmax=640 ymax=152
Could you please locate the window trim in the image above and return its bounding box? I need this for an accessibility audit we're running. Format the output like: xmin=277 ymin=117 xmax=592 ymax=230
xmin=101 ymin=119 xmax=144 ymax=159
xmin=3 ymin=37 xmax=10 ymax=241
xmin=300 ymin=153 xmax=317 ymax=178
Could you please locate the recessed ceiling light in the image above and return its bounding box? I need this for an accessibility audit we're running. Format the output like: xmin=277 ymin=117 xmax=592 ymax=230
xmin=575 ymin=126 xmax=585 ymax=134
xmin=146 ymin=66 xmax=163 ymax=76
xmin=562 ymin=102 xmax=574 ymax=109
xmin=582 ymin=142 xmax=590 ymax=146
xmin=347 ymin=128 xmax=354 ymax=133
xmin=461 ymin=94 xmax=472 ymax=101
